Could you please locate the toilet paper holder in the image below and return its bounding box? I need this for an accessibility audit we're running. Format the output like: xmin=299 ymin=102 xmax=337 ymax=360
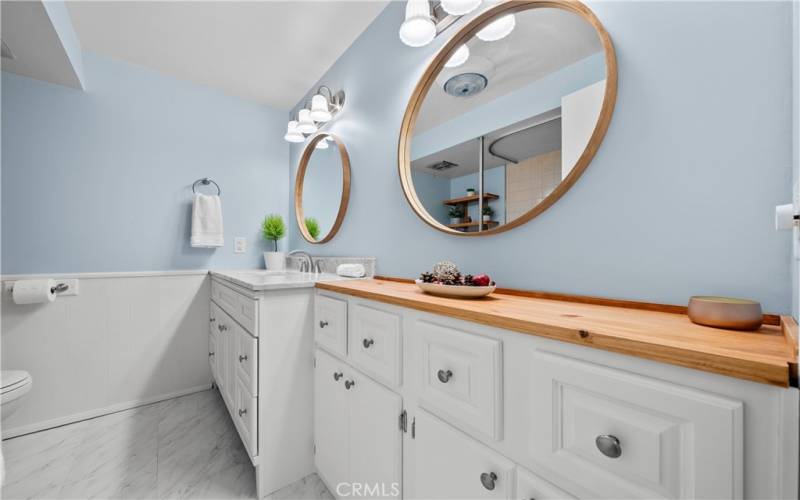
xmin=4 ymin=279 xmax=79 ymax=296
xmin=50 ymin=283 xmax=69 ymax=294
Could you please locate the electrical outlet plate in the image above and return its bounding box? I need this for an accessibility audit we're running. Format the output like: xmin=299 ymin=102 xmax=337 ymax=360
xmin=234 ymin=237 xmax=246 ymax=254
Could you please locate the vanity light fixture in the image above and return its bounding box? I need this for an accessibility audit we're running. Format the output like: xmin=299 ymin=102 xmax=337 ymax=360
xmin=284 ymin=86 xmax=345 ymax=143
xmin=284 ymin=121 xmax=305 ymax=143
xmin=476 ymin=13 xmax=515 ymax=41
xmin=444 ymin=44 xmax=470 ymax=68
xmin=399 ymin=0 xmax=437 ymax=47
xmin=440 ymin=0 xmax=481 ymax=16
xmin=296 ymin=109 xmax=317 ymax=135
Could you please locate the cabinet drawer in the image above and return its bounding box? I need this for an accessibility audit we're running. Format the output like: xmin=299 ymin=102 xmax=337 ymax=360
xmin=233 ymin=377 xmax=258 ymax=458
xmin=211 ymin=280 xmax=258 ymax=336
xmin=516 ymin=466 xmax=575 ymax=500
xmin=416 ymin=319 xmax=503 ymax=440
xmin=315 ymin=294 xmax=347 ymax=356
xmin=235 ymin=326 xmax=258 ymax=397
xmin=348 ymin=303 xmax=402 ymax=387
xmin=529 ymin=351 xmax=743 ymax=499
xmin=415 ymin=409 xmax=514 ymax=499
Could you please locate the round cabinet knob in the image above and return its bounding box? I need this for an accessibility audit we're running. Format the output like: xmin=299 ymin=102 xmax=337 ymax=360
xmin=595 ymin=434 xmax=622 ymax=458
xmin=239 ymin=355 xmax=248 ymax=363
xmin=345 ymin=380 xmax=355 ymax=390
xmin=362 ymin=338 xmax=374 ymax=348
xmin=238 ymin=408 xmax=247 ymax=417
xmin=480 ymin=472 xmax=497 ymax=491
xmin=437 ymin=369 xmax=453 ymax=383
xmin=319 ymin=320 xmax=329 ymax=328
xmin=208 ymin=352 xmax=214 ymax=357
xmin=333 ymin=372 xmax=343 ymax=381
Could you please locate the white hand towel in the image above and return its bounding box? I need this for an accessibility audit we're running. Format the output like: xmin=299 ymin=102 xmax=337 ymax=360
xmin=191 ymin=194 xmax=224 ymax=248
xmin=336 ymin=263 xmax=366 ymax=278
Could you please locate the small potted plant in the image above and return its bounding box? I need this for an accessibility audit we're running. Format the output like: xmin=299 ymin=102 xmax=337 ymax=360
xmin=448 ymin=205 xmax=464 ymax=225
xmin=261 ymin=214 xmax=286 ymax=270
xmin=482 ymin=205 xmax=494 ymax=222
xmin=305 ymin=217 xmax=320 ymax=241
xmin=466 ymin=187 xmax=476 ymax=196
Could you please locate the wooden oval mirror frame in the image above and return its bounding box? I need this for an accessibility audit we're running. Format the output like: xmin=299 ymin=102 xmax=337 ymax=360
xmin=294 ymin=133 xmax=351 ymax=244
xmin=398 ymin=0 xmax=618 ymax=237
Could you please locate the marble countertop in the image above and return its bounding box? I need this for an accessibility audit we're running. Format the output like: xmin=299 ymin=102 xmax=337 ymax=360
xmin=210 ymin=269 xmax=358 ymax=291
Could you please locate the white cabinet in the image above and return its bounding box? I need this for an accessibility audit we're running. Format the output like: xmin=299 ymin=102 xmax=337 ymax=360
xmin=516 ymin=466 xmax=576 ymax=500
xmin=314 ymin=348 xmax=402 ymax=498
xmin=414 ymin=408 xmax=514 ymax=500
xmin=348 ymin=303 xmax=402 ymax=388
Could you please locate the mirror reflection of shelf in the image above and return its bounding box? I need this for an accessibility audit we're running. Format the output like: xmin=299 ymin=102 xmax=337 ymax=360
xmin=447 ymin=220 xmax=499 ymax=230
xmin=442 ymin=193 xmax=499 ymax=206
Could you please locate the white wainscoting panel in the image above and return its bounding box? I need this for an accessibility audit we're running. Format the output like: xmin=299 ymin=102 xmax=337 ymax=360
xmin=1 ymin=272 xmax=212 ymax=438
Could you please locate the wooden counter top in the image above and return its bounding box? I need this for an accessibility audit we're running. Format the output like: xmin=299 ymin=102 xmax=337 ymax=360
xmin=316 ymin=279 xmax=799 ymax=388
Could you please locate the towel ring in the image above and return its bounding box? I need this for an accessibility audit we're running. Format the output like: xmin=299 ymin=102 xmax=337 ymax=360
xmin=192 ymin=178 xmax=221 ymax=195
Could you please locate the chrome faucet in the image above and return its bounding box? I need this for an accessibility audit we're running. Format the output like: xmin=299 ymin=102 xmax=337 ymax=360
xmin=313 ymin=259 xmax=324 ymax=274
xmin=287 ymin=250 xmax=313 ymax=273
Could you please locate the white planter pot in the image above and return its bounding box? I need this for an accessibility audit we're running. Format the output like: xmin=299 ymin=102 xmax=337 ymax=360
xmin=264 ymin=251 xmax=286 ymax=271
xmin=450 ymin=217 xmax=462 ymax=225
xmin=483 ymin=215 xmax=492 ymax=222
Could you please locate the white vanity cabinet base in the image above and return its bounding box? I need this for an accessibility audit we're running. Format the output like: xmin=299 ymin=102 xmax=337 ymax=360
xmin=314 ymin=348 xmax=403 ymax=499
xmin=211 ymin=278 xmax=316 ymax=499
xmin=414 ymin=409 xmax=514 ymax=499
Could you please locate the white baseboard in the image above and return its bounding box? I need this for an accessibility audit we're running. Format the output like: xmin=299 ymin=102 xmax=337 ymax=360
xmin=1 ymin=384 xmax=212 ymax=440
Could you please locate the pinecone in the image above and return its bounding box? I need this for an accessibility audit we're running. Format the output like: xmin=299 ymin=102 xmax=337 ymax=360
xmin=464 ymin=274 xmax=475 ymax=286
xmin=432 ymin=261 xmax=460 ymax=282
xmin=419 ymin=272 xmax=435 ymax=283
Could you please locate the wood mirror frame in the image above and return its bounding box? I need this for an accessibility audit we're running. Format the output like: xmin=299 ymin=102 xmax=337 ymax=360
xmin=294 ymin=133 xmax=351 ymax=244
xmin=398 ymin=0 xmax=618 ymax=237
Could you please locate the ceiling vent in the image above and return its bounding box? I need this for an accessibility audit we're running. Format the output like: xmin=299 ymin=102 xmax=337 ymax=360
xmin=1 ymin=39 xmax=15 ymax=60
xmin=444 ymin=73 xmax=487 ymax=97
xmin=428 ymin=160 xmax=458 ymax=171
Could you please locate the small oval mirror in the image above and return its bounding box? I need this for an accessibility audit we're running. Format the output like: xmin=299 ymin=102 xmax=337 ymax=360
xmin=294 ymin=133 xmax=351 ymax=243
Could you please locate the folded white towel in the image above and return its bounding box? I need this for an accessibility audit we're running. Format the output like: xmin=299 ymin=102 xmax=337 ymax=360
xmin=336 ymin=263 xmax=366 ymax=278
xmin=191 ymin=194 xmax=224 ymax=248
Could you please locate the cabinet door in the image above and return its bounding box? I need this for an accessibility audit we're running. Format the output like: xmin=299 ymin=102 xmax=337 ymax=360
xmin=315 ymin=294 xmax=348 ymax=356
xmin=348 ymin=370 xmax=402 ymax=498
xmin=209 ymin=330 xmax=218 ymax=381
xmin=516 ymin=466 xmax=575 ymax=500
xmin=414 ymin=409 xmax=514 ymax=499
xmin=314 ymin=349 xmax=349 ymax=491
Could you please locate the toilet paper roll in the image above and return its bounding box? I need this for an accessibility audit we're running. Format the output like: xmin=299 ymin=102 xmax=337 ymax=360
xmin=12 ymin=279 xmax=56 ymax=304
xmin=775 ymin=203 xmax=795 ymax=230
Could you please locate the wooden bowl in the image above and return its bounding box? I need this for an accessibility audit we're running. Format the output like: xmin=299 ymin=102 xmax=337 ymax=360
xmin=687 ymin=296 xmax=763 ymax=331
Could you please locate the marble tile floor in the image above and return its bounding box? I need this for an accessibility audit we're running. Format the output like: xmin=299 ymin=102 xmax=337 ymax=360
xmin=1 ymin=389 xmax=333 ymax=500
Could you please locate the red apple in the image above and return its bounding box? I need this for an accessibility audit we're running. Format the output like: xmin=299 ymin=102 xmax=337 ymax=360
xmin=472 ymin=274 xmax=491 ymax=287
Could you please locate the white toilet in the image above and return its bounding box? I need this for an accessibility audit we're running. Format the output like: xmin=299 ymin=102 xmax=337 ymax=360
xmin=1 ymin=370 xmax=32 ymax=422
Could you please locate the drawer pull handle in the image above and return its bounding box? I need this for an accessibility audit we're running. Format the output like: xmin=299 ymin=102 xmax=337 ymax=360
xmin=238 ymin=408 xmax=247 ymax=417
xmin=319 ymin=320 xmax=329 ymax=328
xmin=345 ymin=380 xmax=355 ymax=390
xmin=208 ymin=352 xmax=214 ymax=357
xmin=437 ymin=369 xmax=453 ymax=383
xmin=333 ymin=372 xmax=343 ymax=381
xmin=362 ymin=338 xmax=374 ymax=348
xmin=596 ymin=434 xmax=622 ymax=458
xmin=480 ymin=472 xmax=497 ymax=491
xmin=239 ymin=355 xmax=248 ymax=363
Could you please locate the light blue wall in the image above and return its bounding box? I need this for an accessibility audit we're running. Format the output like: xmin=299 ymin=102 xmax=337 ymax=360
xmin=411 ymin=53 xmax=604 ymax=161
xmin=290 ymin=1 xmax=794 ymax=313
xmin=2 ymin=52 xmax=289 ymax=273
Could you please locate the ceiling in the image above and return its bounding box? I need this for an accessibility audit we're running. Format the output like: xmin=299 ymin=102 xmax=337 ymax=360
xmin=66 ymin=1 xmax=389 ymax=110
xmin=416 ymin=7 xmax=602 ymax=133
xmin=412 ymin=108 xmax=562 ymax=179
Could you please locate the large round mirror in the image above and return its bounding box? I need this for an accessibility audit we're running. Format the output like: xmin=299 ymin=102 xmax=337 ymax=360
xmin=295 ymin=133 xmax=351 ymax=243
xmin=399 ymin=0 xmax=617 ymax=236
